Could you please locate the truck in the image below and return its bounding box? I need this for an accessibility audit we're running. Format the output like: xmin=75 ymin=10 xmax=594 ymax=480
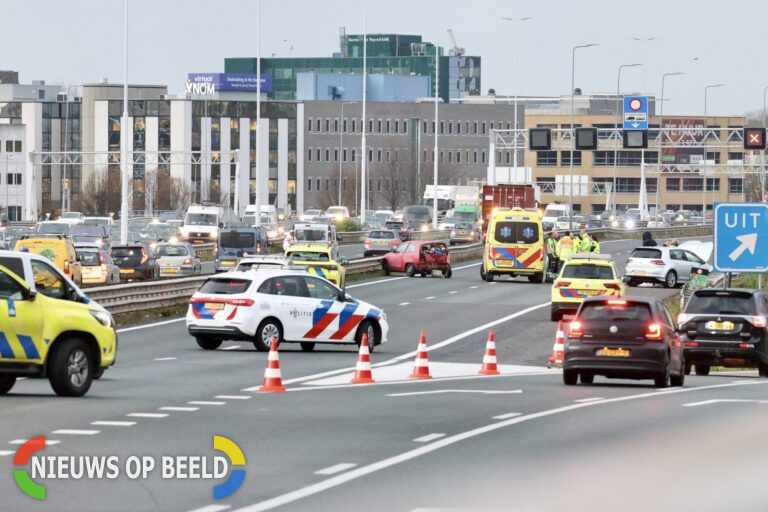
xmin=480 ymin=184 xmax=539 ymax=233
xmin=424 ymin=185 xmax=480 ymax=222
xmin=181 ymin=204 xmax=229 ymax=244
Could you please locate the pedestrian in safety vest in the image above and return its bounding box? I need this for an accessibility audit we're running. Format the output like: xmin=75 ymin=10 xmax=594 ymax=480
xmin=556 ymin=231 xmax=575 ymax=272
xmin=546 ymin=230 xmax=560 ymax=275
xmin=590 ymin=233 xmax=601 ymax=253
xmin=578 ymin=230 xmax=592 ymax=253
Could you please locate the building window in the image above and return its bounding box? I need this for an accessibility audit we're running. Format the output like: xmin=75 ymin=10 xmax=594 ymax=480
xmin=448 ymin=122 xmax=453 ymax=134
xmin=481 ymin=151 xmax=486 ymax=164
xmin=308 ymin=118 xmax=313 ymax=132
xmin=6 ymin=206 xmax=21 ymax=221
xmin=377 ymin=120 xmax=382 ymax=133
xmin=592 ymin=151 xmax=615 ymax=167
xmin=342 ymin=148 xmax=347 ymax=162
xmin=440 ymin=121 xmax=445 ymax=135
xmin=386 ymin=150 xmax=391 ymax=163
xmin=457 ymin=151 xmax=461 ymax=164
xmin=325 ymin=178 xmax=329 ymax=191
xmin=705 ymin=151 xmax=721 ymax=164
xmin=537 ymin=151 xmax=557 ymax=167
xmin=325 ymin=149 xmax=330 ymax=162
xmin=325 ymin=119 xmax=330 ymax=132
xmin=727 ymin=151 xmax=744 ymax=161
xmin=729 ymin=178 xmax=743 ymax=193
xmin=334 ymin=149 xmax=339 ymax=162
xmin=351 ymin=149 xmax=356 ymax=162
xmin=386 ymin=120 xmax=391 ymax=133
xmin=666 ymin=178 xmax=680 ymax=191
xmin=316 ymin=119 xmax=321 ymax=132
xmin=351 ymin=119 xmax=356 ymax=132
xmin=481 ymin=122 xmax=486 ymax=135
xmin=377 ymin=149 xmax=382 ymax=163
xmin=448 ymin=151 xmax=453 ymax=163
xmin=6 ymin=173 xmax=22 ymax=185
xmin=473 ymin=121 xmax=478 ymax=135
xmin=343 ymin=177 xmax=348 ymax=191
xmin=368 ymin=149 xmax=373 ymax=162
xmin=505 ymin=152 xmax=510 ymax=164
xmin=307 ymin=148 xmax=312 ymax=162
xmin=616 ymin=178 xmax=657 ymax=193
xmin=473 ymin=151 xmax=478 ymax=163
xmin=316 ymin=178 xmax=320 ymax=191
xmin=315 ymin=149 xmax=321 ymax=161
xmin=561 ymin=151 xmax=582 ymax=166
xmin=307 ymin=177 xmax=312 ymax=191
xmin=683 ymin=178 xmax=703 ymax=191
xmin=705 ymin=178 xmax=720 ymax=191
xmin=402 ymin=121 xmax=407 ymax=135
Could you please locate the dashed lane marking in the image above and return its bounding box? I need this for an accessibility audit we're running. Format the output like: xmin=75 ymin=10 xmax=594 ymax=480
xmin=9 ymin=439 xmax=60 ymax=446
xmin=492 ymin=412 xmax=523 ymax=420
xmin=160 ymin=407 xmax=199 ymax=412
xmin=154 ymin=357 xmax=177 ymax=361
xmin=0 ymin=451 xmax=15 ymax=456
xmin=448 ymin=291 xmax=458 ymax=294
xmin=314 ymin=463 xmax=358 ymax=476
xmin=399 ymin=302 xmax=411 ymax=306
xmin=188 ymin=401 xmax=226 ymax=406
xmin=91 ymin=421 xmax=136 ymax=427
xmin=387 ymin=389 xmax=523 ymax=397
xmin=413 ymin=433 xmax=445 ymax=443
xmin=222 ymin=345 xmax=242 ymax=350
xmin=51 ymin=430 xmax=100 ymax=435
xmin=215 ymin=395 xmax=251 ymax=400
xmin=574 ymin=397 xmax=604 ymax=403
xmin=682 ymin=399 xmax=768 ymax=407
xmin=127 ymin=413 xmax=169 ymax=418
xmin=469 ymin=285 xmax=479 ymax=289
xmin=425 ymin=296 xmax=435 ymax=300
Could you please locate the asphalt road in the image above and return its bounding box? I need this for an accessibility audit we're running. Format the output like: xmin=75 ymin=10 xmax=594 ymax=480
xmin=4 ymin=234 xmax=757 ymax=512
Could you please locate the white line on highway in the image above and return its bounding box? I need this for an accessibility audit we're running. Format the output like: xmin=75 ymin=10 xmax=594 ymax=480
xmin=492 ymin=412 xmax=522 ymax=420
xmin=9 ymin=439 xmax=60 ymax=446
xmin=470 ymin=285 xmax=479 ymax=289
xmin=448 ymin=291 xmax=458 ymax=294
xmin=215 ymin=395 xmax=251 ymax=400
xmin=682 ymin=399 xmax=768 ymax=407
xmin=127 ymin=413 xmax=169 ymax=418
xmin=51 ymin=430 xmax=100 ymax=435
xmin=413 ymin=433 xmax=446 ymax=443
xmin=160 ymin=407 xmax=199 ymax=412
xmin=154 ymin=357 xmax=177 ymax=361
xmin=345 ymin=262 xmax=481 ymax=290
xmin=222 ymin=345 xmax=242 ymax=350
xmin=117 ymin=318 xmax=185 ymax=333
xmin=0 ymin=451 xmax=15 ymax=456
xmin=387 ymin=389 xmax=522 ymax=397
xmin=186 ymin=505 xmax=232 ymax=512
xmin=399 ymin=302 xmax=411 ymax=306
xmin=425 ymin=296 xmax=435 ymax=300
xmin=91 ymin=421 xmax=136 ymax=427
xmin=229 ymin=379 xmax=767 ymax=512
xmin=314 ymin=463 xmax=358 ymax=476
xmin=574 ymin=397 xmax=604 ymax=403
xmin=188 ymin=401 xmax=226 ymax=406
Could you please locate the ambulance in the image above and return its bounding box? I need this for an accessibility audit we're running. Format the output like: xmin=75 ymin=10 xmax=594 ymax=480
xmin=481 ymin=207 xmax=545 ymax=283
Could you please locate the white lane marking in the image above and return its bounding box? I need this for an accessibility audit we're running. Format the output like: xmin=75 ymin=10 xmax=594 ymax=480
xmin=489 ymin=282 xmax=497 ymax=285
xmin=51 ymin=430 xmax=100 ymax=435
xmin=154 ymin=357 xmax=177 ymax=361
xmin=345 ymin=262 xmax=481 ymax=290
xmin=413 ymin=433 xmax=446 ymax=443
xmin=216 ymin=395 xmax=251 ymax=400
xmin=492 ymin=412 xmax=522 ymax=420
xmin=399 ymin=302 xmax=411 ymax=306
xmin=682 ymin=399 xmax=768 ymax=407
xmin=160 ymin=406 xmax=199 ymax=412
xmin=91 ymin=421 xmax=136 ymax=427
xmin=222 ymin=345 xmax=242 ymax=350
xmin=448 ymin=291 xmax=458 ymax=294
xmin=117 ymin=318 xmax=185 ymax=333
xmin=244 ymin=301 xmax=551 ymax=391
xmin=9 ymin=439 xmax=60 ymax=446
xmin=470 ymin=285 xmax=479 ymax=289
xmin=188 ymin=401 xmax=226 ymax=406
xmin=185 ymin=506 xmax=232 ymax=512
xmin=314 ymin=463 xmax=358 ymax=476
xmin=387 ymin=389 xmax=522 ymax=397
xmin=0 ymin=450 xmax=14 ymax=456
xmin=425 ymin=296 xmax=435 ymax=300
xmin=230 ymin=379 xmax=766 ymax=512
xmin=127 ymin=413 xmax=168 ymax=418
xmin=574 ymin=397 xmax=604 ymax=403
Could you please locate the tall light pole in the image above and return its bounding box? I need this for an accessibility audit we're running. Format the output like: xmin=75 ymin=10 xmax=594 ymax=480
xmin=612 ymin=63 xmax=642 ymax=214
xmin=120 ymin=0 xmax=129 ymax=245
xmin=360 ymin=7 xmax=368 ymax=226
xmin=501 ymin=16 xmax=532 ymax=172
xmin=655 ymin=72 xmax=685 ymax=217
xmin=337 ymin=102 xmax=353 ymax=205
xmin=569 ymin=43 xmax=599 ymax=230
xmin=432 ymin=0 xmax=440 ymax=229
xmin=702 ymin=84 xmax=725 ymax=217
xmin=254 ymin=0 xmax=262 ymax=225
xmin=631 ymin=36 xmax=656 ymax=92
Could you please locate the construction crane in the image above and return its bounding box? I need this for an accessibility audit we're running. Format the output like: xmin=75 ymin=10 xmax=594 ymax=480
xmin=446 ymin=29 xmax=465 ymax=56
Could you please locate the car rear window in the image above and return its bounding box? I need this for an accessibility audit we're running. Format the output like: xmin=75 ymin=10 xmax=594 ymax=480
xmin=288 ymin=251 xmax=329 ymax=262
xmin=71 ymin=225 xmax=103 ymax=237
xmin=686 ymin=292 xmax=756 ymax=315
xmin=579 ymin=301 xmax=652 ymax=322
xmin=562 ymin=264 xmax=614 ymax=280
xmin=198 ymin=278 xmax=252 ymax=295
xmin=111 ymin=247 xmax=144 ymax=264
xmin=220 ymin=232 xmax=255 ymax=249
xmin=494 ymin=221 xmax=539 ymax=244
xmin=79 ymin=251 xmax=101 ymax=266
xmin=156 ymin=245 xmax=189 ymax=257
xmin=369 ymin=231 xmax=395 ymax=239
xmin=631 ymin=248 xmax=662 ymax=259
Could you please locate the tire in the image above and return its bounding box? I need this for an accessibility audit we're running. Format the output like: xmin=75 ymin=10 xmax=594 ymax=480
xmin=528 ymin=274 xmax=543 ymax=283
xmin=420 ymin=271 xmax=427 ymax=278
xmin=196 ymin=336 xmax=222 ymax=350
xmin=563 ymin=370 xmax=578 ymax=385
xmin=655 ymin=361 xmax=671 ymax=388
xmin=0 ymin=375 xmax=16 ymax=395
xmin=580 ymin=373 xmax=594 ymax=384
xmin=480 ymin=264 xmax=487 ymax=280
xmin=664 ymin=270 xmax=678 ymax=289
xmin=758 ymin=362 xmax=768 ymax=378
xmin=684 ymin=362 xmax=692 ymax=375
xmin=363 ymin=252 xmax=371 ymax=258
xmin=626 ymin=279 xmax=637 ymax=287
xmin=444 ymin=265 xmax=452 ymax=278
xmin=356 ymin=320 xmax=377 ymax=353
xmin=485 ymin=271 xmax=494 ymax=282
xmin=382 ymin=260 xmax=390 ymax=276
xmin=405 ymin=264 xmax=416 ymax=277
xmin=671 ymin=359 xmax=685 ymax=387
xmin=695 ymin=364 xmax=710 ymax=376
xmin=300 ymin=342 xmax=316 ymax=352
xmin=48 ymin=338 xmax=94 ymax=397
xmin=254 ymin=318 xmax=283 ymax=352
xmin=93 ymin=368 xmax=105 ymax=380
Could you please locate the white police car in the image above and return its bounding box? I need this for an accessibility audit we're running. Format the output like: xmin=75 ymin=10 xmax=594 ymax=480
xmin=186 ymin=269 xmax=388 ymax=352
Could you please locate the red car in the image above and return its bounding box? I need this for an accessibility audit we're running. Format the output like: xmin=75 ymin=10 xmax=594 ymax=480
xmin=382 ymin=241 xmax=452 ymax=278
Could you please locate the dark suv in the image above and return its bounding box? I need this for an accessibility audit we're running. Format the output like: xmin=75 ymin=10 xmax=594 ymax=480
xmin=110 ymin=244 xmax=160 ymax=282
xmin=563 ymin=296 xmax=685 ymax=388
xmin=678 ymin=288 xmax=768 ymax=377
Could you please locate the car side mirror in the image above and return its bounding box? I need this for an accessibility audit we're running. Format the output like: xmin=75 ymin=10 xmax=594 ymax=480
xmin=218 ymin=222 xmax=224 ymax=228
xmin=340 ymin=259 xmax=349 ymax=266
xmin=336 ymin=234 xmax=342 ymax=241
xmin=25 ymin=288 xmax=37 ymax=301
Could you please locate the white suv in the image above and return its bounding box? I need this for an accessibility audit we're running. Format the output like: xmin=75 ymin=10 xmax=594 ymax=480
xmin=624 ymin=242 xmax=713 ymax=288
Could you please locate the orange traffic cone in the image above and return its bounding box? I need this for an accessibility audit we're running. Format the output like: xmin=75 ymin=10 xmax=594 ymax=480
xmin=547 ymin=321 xmax=565 ymax=369
xmin=351 ymin=334 xmax=376 ymax=384
xmin=479 ymin=329 xmax=501 ymax=375
xmin=259 ymin=337 xmax=286 ymax=392
xmin=409 ymin=331 xmax=432 ymax=379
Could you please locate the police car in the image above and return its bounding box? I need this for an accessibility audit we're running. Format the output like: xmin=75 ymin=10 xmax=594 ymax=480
xmin=550 ymin=253 xmax=625 ymax=321
xmin=186 ymin=269 xmax=388 ymax=352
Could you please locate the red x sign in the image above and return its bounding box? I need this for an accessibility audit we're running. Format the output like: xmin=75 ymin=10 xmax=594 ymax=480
xmin=744 ymin=128 xmax=766 ymax=150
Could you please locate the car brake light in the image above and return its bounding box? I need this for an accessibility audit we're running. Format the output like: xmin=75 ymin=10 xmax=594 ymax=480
xmin=99 ymin=253 xmax=107 ymax=265
xmin=390 ymin=239 xmax=399 ymax=244
xmin=141 ymin=248 xmax=149 ymax=264
xmin=569 ymin=321 xmax=582 ymax=337
xmin=684 ymin=341 xmax=698 ymax=347
xmin=183 ymin=258 xmax=193 ymax=266
xmin=63 ymin=260 xmax=70 ymax=274
xmin=555 ymin=281 xmax=571 ymax=288
xmin=226 ymin=298 xmax=254 ymax=307
xmin=607 ymin=300 xmax=626 ymax=306
xmin=645 ymin=323 xmax=662 ymax=340
xmin=604 ymin=283 xmax=622 ymax=290
xmin=650 ymin=259 xmax=665 ymax=266
xmin=739 ymin=343 xmax=754 ymax=349
xmin=365 ymin=239 xmax=372 ymax=245
xmin=752 ymin=316 xmax=766 ymax=328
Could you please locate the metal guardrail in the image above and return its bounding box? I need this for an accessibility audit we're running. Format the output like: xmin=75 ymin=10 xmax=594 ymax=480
xmin=337 ymin=229 xmax=448 ymax=244
xmin=190 ymin=243 xmax=216 ymax=262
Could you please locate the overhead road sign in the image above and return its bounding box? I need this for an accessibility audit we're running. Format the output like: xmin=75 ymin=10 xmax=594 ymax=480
xmin=623 ymin=130 xmax=648 ymax=149
xmin=743 ymin=127 xmax=767 ymax=150
xmin=529 ymin=128 xmax=552 ymax=150
xmin=623 ymin=96 xmax=648 ymax=130
xmin=714 ymin=202 xmax=768 ymax=272
xmin=574 ymin=128 xmax=598 ymax=150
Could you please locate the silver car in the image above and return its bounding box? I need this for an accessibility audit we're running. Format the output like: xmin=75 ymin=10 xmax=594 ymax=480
xmin=449 ymin=222 xmax=480 ymax=245
xmin=155 ymin=243 xmax=202 ymax=278
xmin=624 ymin=241 xmax=713 ymax=288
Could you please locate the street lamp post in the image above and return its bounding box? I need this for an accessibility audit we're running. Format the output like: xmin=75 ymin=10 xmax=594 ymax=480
xmin=655 ymin=72 xmax=685 ymax=218
xmin=432 ymin=1 xmax=440 ymax=229
xmin=612 ymin=63 xmax=642 ymax=214
xmin=702 ymin=84 xmax=725 ymax=217
xmin=502 ymin=16 xmax=532 ymax=172
xmin=120 ymin=0 xmax=129 ymax=245
xmin=631 ymin=36 xmax=656 ymax=92
xmin=337 ymin=102 xmax=353 ymax=206
xmin=360 ymin=8 xmax=368 ymax=226
xmin=569 ymin=43 xmax=599 ymax=231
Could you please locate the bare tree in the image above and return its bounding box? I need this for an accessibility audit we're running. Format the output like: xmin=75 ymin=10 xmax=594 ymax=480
xmin=144 ymin=169 xmax=160 ymax=214
xmin=169 ymin=177 xmax=193 ymax=212
xmin=80 ymin=170 xmax=111 ymax=215
xmin=378 ymin=158 xmax=406 ymax=211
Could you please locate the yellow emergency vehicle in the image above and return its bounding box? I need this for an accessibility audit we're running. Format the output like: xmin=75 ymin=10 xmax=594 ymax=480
xmin=550 ymin=253 xmax=625 ymax=321
xmin=481 ymin=208 xmax=545 ymax=283
xmin=285 ymin=243 xmax=347 ymax=289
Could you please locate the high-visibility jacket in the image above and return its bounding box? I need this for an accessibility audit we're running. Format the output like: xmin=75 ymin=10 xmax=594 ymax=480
xmin=579 ymin=235 xmax=592 ymax=253
xmin=556 ymin=236 xmax=575 ymax=261
xmin=546 ymin=237 xmax=558 ymax=256
xmin=590 ymin=240 xmax=601 ymax=253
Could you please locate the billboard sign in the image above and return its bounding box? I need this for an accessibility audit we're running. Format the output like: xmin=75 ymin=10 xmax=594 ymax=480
xmin=659 ymin=118 xmax=706 ymax=174
xmin=185 ymin=73 xmax=273 ymax=94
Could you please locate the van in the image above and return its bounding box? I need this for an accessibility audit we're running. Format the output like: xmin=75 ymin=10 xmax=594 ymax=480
xmin=244 ymin=205 xmax=278 ymax=226
xmin=292 ymin=223 xmax=339 ymax=259
xmin=481 ymin=208 xmax=545 ymax=283
xmin=216 ymin=227 xmax=270 ymax=271
xmin=14 ymin=235 xmax=83 ymax=286
xmin=403 ymin=205 xmax=433 ymax=232
xmin=181 ymin=205 xmax=226 ymax=243
xmin=542 ymin=204 xmax=570 ymax=226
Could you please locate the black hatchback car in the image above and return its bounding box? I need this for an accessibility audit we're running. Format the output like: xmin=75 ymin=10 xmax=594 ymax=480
xmin=563 ymin=296 xmax=685 ymax=387
xmin=110 ymin=244 xmax=160 ymax=282
xmin=678 ymin=288 xmax=768 ymax=377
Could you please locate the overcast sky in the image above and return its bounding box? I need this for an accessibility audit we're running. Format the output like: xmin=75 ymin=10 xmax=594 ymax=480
xmin=4 ymin=0 xmax=764 ymax=117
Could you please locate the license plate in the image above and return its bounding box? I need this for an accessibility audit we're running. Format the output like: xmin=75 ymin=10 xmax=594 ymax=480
xmin=163 ymin=268 xmax=178 ymax=273
xmin=706 ymin=321 xmax=734 ymax=330
xmin=577 ymin=289 xmax=601 ymax=296
xmin=119 ymin=269 xmax=133 ymax=274
xmin=497 ymin=260 xmax=516 ymax=267
xmin=221 ymin=261 xmax=234 ymax=266
xmin=597 ymin=348 xmax=630 ymax=357
xmin=205 ymin=303 xmax=225 ymax=310
xmin=634 ymin=270 xmax=647 ymax=276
